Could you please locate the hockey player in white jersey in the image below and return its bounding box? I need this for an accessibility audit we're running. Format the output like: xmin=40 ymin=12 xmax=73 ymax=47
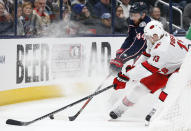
xmin=109 ymin=20 xmax=189 ymax=119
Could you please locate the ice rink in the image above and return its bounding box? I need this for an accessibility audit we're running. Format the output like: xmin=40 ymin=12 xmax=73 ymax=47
xmin=0 ymin=98 xmax=149 ymax=131
xmin=0 ymin=76 xmax=157 ymax=131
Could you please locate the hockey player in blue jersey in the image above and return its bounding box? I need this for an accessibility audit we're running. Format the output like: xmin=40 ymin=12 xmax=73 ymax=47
xmin=110 ymin=2 xmax=151 ymax=74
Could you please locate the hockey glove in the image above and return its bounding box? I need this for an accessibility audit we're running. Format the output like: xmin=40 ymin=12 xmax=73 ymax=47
xmin=110 ymin=58 xmax=123 ymax=74
xmin=113 ymin=72 xmax=130 ymax=90
xmin=116 ymin=49 xmax=124 ymax=58
xmin=110 ymin=49 xmax=126 ymax=75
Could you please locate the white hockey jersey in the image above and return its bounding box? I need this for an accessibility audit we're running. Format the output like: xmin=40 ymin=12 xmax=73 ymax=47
xmin=135 ymin=33 xmax=188 ymax=75
xmin=117 ymin=32 xmax=189 ymax=105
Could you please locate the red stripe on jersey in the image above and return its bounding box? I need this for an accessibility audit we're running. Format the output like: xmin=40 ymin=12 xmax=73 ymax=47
xmin=141 ymin=61 xmax=159 ymax=73
xmin=142 ymin=51 xmax=151 ymax=57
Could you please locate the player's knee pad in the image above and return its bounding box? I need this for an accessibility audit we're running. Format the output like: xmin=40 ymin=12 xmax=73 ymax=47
xmin=125 ymin=84 xmax=150 ymax=104
xmin=140 ymin=72 xmax=169 ymax=93
xmin=122 ymin=96 xmax=134 ymax=107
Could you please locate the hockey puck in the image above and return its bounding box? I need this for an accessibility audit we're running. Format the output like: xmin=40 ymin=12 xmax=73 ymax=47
xmin=49 ymin=115 xmax=54 ymax=120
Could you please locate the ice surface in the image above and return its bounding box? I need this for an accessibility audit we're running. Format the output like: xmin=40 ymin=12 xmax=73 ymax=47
xmin=0 ymin=76 xmax=151 ymax=131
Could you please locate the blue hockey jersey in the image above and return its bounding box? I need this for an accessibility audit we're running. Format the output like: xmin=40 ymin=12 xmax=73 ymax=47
xmin=118 ymin=16 xmax=151 ymax=63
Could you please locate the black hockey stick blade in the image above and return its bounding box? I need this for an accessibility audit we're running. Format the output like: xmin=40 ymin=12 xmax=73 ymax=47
xmin=6 ymin=119 xmax=29 ymax=126
xmin=68 ymin=112 xmax=79 ymax=121
xmin=68 ymin=115 xmax=76 ymax=121
xmin=68 ymin=98 xmax=91 ymax=121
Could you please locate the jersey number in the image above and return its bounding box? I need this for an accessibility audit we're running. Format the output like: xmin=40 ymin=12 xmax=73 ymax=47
xmin=153 ymin=56 xmax=160 ymax=62
xmin=161 ymin=68 xmax=169 ymax=74
xmin=136 ymin=33 xmax=145 ymax=40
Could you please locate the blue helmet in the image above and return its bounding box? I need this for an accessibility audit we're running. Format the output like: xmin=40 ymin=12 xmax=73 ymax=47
xmin=130 ymin=2 xmax=148 ymax=14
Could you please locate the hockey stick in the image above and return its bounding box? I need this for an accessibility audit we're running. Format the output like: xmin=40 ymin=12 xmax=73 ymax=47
xmin=6 ymin=84 xmax=114 ymax=126
xmin=68 ymin=74 xmax=112 ymax=121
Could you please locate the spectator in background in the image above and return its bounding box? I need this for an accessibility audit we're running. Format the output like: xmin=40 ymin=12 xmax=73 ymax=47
xmin=86 ymin=0 xmax=100 ymax=16
xmin=71 ymin=4 xmax=97 ymax=25
xmin=0 ymin=0 xmax=14 ymax=14
xmin=117 ymin=0 xmax=131 ymax=19
xmin=33 ymin=0 xmax=50 ymax=29
xmin=150 ymin=6 xmax=169 ymax=32
xmin=63 ymin=0 xmax=71 ymax=10
xmin=17 ymin=2 xmax=42 ymax=36
xmin=94 ymin=0 xmax=111 ymax=18
xmin=45 ymin=0 xmax=59 ymax=22
xmin=131 ymin=0 xmax=157 ymax=10
xmin=17 ymin=4 xmax=23 ymax=18
xmin=96 ymin=13 xmax=111 ymax=34
xmin=0 ymin=2 xmax=13 ymax=35
xmin=62 ymin=1 xmax=71 ymax=22
xmin=71 ymin=0 xmax=86 ymax=5
xmin=17 ymin=4 xmax=23 ymax=34
xmin=71 ymin=3 xmax=98 ymax=34
xmin=46 ymin=0 xmax=56 ymax=22
xmin=18 ymin=0 xmax=35 ymax=5
xmin=62 ymin=0 xmax=71 ymax=18
xmin=34 ymin=0 xmax=39 ymax=9
xmin=183 ymin=3 xmax=191 ymax=30
xmin=114 ymin=5 xmax=128 ymax=34
xmin=71 ymin=4 xmax=89 ymax=21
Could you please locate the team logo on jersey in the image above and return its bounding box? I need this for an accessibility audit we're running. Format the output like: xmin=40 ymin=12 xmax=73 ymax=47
xmin=139 ymin=22 xmax=146 ymax=27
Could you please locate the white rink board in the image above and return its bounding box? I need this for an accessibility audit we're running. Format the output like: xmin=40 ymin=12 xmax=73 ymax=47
xmin=0 ymin=37 xmax=125 ymax=92
xmin=0 ymin=37 xmax=190 ymax=92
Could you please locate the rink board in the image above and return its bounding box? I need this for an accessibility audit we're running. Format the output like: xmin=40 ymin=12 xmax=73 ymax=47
xmin=0 ymin=37 xmax=190 ymax=106
xmin=0 ymin=85 xmax=62 ymax=106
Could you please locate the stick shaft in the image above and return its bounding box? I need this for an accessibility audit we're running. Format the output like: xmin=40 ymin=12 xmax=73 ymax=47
xmin=6 ymin=84 xmax=114 ymax=126
xmin=69 ymin=74 xmax=111 ymax=121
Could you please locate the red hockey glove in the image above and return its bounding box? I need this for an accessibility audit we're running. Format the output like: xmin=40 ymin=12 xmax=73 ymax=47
xmin=113 ymin=72 xmax=130 ymax=90
xmin=110 ymin=58 xmax=123 ymax=74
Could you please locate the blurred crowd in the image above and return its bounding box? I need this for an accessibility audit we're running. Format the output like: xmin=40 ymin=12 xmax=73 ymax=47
xmin=0 ymin=0 xmax=191 ymax=36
